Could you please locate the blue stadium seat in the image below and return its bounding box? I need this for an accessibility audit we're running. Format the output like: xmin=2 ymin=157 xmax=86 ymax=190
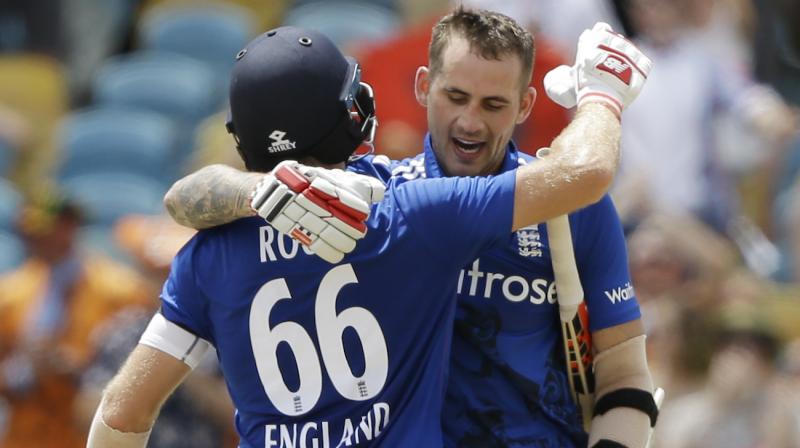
xmin=282 ymin=1 xmax=400 ymax=49
xmin=0 ymin=230 xmax=24 ymax=273
xmin=139 ymin=3 xmax=255 ymax=75
xmin=62 ymin=172 xmax=166 ymax=226
xmin=93 ymin=51 xmax=221 ymax=127
xmin=0 ymin=178 xmax=22 ymax=231
xmin=57 ymin=107 xmax=179 ymax=185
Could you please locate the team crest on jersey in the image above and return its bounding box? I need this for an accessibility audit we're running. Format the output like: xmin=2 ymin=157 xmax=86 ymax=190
xmin=515 ymin=225 xmax=543 ymax=258
xmin=267 ymin=130 xmax=297 ymax=153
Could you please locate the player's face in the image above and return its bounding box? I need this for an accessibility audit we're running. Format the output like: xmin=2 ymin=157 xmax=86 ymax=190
xmin=416 ymin=36 xmax=535 ymax=177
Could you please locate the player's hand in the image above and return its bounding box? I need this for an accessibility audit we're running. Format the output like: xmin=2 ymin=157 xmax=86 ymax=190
xmin=250 ymin=160 xmax=385 ymax=263
xmin=544 ymin=22 xmax=653 ymax=117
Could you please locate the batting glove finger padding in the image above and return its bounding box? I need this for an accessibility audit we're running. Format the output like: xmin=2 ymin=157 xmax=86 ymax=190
xmin=251 ymin=160 xmax=386 ymax=263
xmin=544 ymin=22 xmax=653 ymax=116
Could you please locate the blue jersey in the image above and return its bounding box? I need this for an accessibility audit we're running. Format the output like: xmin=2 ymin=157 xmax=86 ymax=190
xmin=160 ymin=163 xmax=517 ymax=448
xmin=366 ymin=136 xmax=641 ymax=447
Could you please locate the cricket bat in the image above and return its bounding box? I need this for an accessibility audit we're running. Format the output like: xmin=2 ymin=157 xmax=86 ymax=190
xmin=546 ymin=213 xmax=596 ymax=429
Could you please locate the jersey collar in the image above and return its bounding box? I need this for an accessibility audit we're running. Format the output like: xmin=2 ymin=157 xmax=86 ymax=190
xmin=422 ymin=133 xmax=523 ymax=178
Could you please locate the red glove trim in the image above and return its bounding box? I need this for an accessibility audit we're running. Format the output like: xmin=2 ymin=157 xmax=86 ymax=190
xmin=329 ymin=199 xmax=368 ymax=222
xmin=275 ymin=166 xmax=310 ymax=193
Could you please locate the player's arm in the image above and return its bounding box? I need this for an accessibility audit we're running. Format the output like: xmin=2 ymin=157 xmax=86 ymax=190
xmin=571 ymin=194 xmax=656 ymax=447
xmin=87 ymin=310 xmax=212 ymax=448
xmin=512 ymin=102 xmax=619 ymax=230
xmin=589 ymin=320 xmax=658 ymax=448
xmin=164 ymin=163 xmax=261 ymax=229
xmin=165 ymin=161 xmax=384 ymax=263
xmin=87 ymin=344 xmax=190 ymax=447
xmin=513 ymin=23 xmax=652 ymax=231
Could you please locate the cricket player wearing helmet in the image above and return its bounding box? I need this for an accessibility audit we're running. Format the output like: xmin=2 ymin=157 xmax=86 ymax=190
xmin=88 ymin=22 xmax=635 ymax=448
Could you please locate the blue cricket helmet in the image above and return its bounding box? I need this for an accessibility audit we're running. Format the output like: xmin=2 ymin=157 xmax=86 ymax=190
xmin=226 ymin=26 xmax=377 ymax=172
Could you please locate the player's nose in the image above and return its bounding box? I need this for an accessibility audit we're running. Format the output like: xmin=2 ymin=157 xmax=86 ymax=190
xmin=454 ymin=103 xmax=484 ymax=135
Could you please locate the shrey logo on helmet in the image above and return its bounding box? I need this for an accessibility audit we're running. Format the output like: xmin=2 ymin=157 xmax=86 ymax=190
xmin=226 ymin=26 xmax=377 ymax=172
xmin=268 ymin=130 xmax=297 ymax=153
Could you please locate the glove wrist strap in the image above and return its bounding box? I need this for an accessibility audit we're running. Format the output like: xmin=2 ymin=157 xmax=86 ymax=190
xmin=577 ymin=94 xmax=622 ymax=119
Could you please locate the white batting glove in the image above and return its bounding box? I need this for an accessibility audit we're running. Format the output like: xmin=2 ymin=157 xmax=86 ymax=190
xmin=251 ymin=160 xmax=385 ymax=263
xmin=544 ymin=22 xmax=653 ymax=116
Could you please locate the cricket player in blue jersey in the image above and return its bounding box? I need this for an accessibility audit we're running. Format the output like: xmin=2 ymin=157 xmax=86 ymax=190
xmin=96 ymin=15 xmax=653 ymax=448
xmin=162 ymin=10 xmax=658 ymax=448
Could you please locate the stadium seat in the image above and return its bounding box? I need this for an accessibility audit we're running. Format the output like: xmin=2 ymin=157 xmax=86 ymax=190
xmin=62 ymin=172 xmax=166 ymax=226
xmin=56 ymin=107 xmax=179 ymax=186
xmin=92 ymin=51 xmax=221 ymax=127
xmin=0 ymin=230 xmax=24 ymax=273
xmin=138 ymin=2 xmax=255 ymax=74
xmin=0 ymin=54 xmax=68 ymax=190
xmin=138 ymin=0 xmax=289 ymax=32
xmin=282 ymin=1 xmax=401 ymax=49
xmin=0 ymin=178 xmax=22 ymax=232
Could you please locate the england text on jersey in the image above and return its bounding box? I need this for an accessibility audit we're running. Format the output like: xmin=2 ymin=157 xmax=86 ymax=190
xmin=266 ymin=402 xmax=390 ymax=448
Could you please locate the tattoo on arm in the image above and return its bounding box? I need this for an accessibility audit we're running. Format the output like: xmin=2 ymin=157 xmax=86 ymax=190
xmin=164 ymin=164 xmax=261 ymax=229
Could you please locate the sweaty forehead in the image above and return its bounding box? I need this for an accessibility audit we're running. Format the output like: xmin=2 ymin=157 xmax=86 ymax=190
xmin=437 ymin=37 xmax=525 ymax=98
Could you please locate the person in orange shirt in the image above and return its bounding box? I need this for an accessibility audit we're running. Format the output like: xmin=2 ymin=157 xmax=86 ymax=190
xmin=0 ymin=190 xmax=153 ymax=448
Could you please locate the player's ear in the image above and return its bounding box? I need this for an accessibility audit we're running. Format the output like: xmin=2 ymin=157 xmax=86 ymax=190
xmin=415 ymin=66 xmax=430 ymax=107
xmin=516 ymin=86 xmax=536 ymax=124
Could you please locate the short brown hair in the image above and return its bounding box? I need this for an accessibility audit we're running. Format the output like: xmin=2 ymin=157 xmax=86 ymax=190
xmin=429 ymin=7 xmax=535 ymax=90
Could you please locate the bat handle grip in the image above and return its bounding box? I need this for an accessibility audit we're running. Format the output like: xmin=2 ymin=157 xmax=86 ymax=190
xmin=559 ymin=305 xmax=578 ymax=323
xmin=644 ymin=387 xmax=666 ymax=448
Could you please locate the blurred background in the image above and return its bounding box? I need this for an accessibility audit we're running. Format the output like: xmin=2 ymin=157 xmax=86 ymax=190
xmin=0 ymin=0 xmax=797 ymax=447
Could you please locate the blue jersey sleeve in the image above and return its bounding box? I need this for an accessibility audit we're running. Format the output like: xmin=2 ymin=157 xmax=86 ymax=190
xmin=347 ymin=153 xmax=426 ymax=184
xmin=391 ymin=170 xmax=516 ymax=265
xmin=160 ymin=233 xmax=215 ymax=342
xmin=572 ymin=195 xmax=641 ymax=331
xmin=346 ymin=154 xmax=395 ymax=182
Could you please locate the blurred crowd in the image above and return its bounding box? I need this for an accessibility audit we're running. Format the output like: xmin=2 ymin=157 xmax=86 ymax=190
xmin=0 ymin=0 xmax=798 ymax=447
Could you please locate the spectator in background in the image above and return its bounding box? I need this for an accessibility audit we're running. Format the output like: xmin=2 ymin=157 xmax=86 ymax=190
xmin=73 ymin=214 xmax=237 ymax=448
xmin=769 ymin=339 xmax=800 ymax=447
xmin=626 ymin=212 xmax=739 ymax=396
xmin=0 ymin=189 xmax=152 ymax=448
xmin=610 ymin=0 xmax=796 ymax=234
xmin=656 ymin=320 xmax=792 ymax=448
xmin=464 ymin=0 xmax=620 ymax=58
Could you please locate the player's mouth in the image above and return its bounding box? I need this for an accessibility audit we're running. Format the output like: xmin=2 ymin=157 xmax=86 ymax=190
xmin=451 ymin=137 xmax=486 ymax=160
